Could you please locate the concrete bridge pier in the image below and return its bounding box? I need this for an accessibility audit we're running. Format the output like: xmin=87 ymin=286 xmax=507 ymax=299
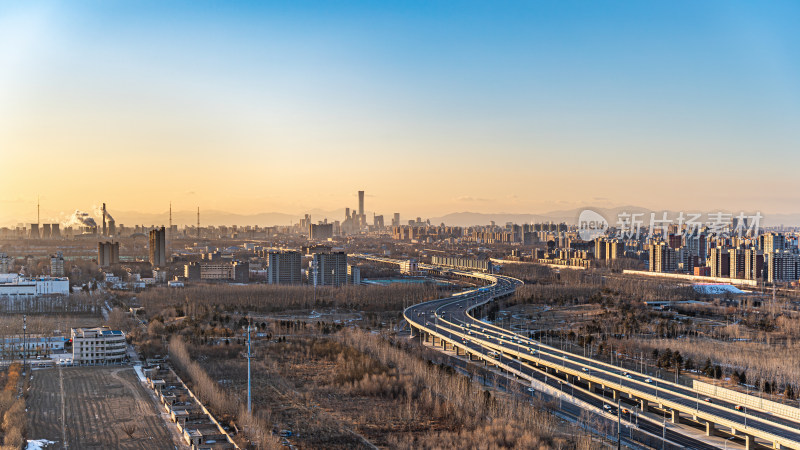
xmin=705 ymin=420 xmax=716 ymax=437
xmin=670 ymin=409 xmax=681 ymax=424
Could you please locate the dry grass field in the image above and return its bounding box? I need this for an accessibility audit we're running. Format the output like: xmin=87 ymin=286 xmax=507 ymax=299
xmin=27 ymin=366 xmax=179 ymax=450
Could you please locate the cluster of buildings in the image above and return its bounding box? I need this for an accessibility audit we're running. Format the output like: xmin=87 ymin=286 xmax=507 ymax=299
xmin=144 ymin=365 xmax=236 ymax=449
xmin=184 ymin=247 xmax=359 ymax=286
xmin=391 ymin=222 xmax=568 ymax=245
xmin=646 ymin=231 xmax=800 ymax=283
xmin=0 ymin=273 xmax=70 ymax=302
xmin=0 ymin=326 xmax=125 ymax=365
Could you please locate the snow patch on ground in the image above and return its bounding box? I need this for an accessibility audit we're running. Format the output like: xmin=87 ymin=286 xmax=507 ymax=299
xmin=27 ymin=439 xmax=56 ymax=450
xmin=692 ymin=283 xmax=745 ymax=295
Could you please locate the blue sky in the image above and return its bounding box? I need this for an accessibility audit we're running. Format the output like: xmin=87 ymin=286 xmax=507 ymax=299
xmin=1 ymin=1 xmax=799 ymax=224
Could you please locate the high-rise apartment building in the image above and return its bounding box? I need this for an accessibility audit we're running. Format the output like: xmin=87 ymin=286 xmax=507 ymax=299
xmin=744 ymin=248 xmax=764 ymax=280
xmin=50 ymin=252 xmax=65 ymax=277
xmin=708 ymin=247 xmax=731 ymax=278
xmin=594 ymin=238 xmax=606 ymax=260
xmin=761 ymin=233 xmax=786 ymax=253
xmin=728 ymin=248 xmax=746 ymax=279
xmin=648 ymin=242 xmax=676 ymax=273
xmin=311 ymin=251 xmax=348 ymax=286
xmin=766 ymin=251 xmax=800 ymax=283
xmin=267 ymin=250 xmax=302 ymax=285
xmin=149 ymin=226 xmax=167 ymax=267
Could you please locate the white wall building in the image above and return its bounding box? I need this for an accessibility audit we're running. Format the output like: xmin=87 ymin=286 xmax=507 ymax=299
xmin=0 ymin=274 xmax=70 ymax=299
xmin=71 ymin=327 xmax=126 ymax=365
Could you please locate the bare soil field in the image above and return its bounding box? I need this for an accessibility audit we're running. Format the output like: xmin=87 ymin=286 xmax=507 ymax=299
xmin=27 ymin=366 xmax=178 ymax=449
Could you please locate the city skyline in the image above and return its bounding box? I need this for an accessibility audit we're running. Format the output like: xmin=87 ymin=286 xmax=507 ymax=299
xmin=3 ymin=1 xmax=800 ymax=224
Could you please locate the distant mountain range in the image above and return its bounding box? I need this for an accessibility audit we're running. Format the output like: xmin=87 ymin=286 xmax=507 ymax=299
xmin=102 ymin=206 xmax=800 ymax=228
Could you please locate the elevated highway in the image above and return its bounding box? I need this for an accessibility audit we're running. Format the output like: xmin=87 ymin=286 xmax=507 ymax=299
xmin=391 ymin=263 xmax=800 ymax=450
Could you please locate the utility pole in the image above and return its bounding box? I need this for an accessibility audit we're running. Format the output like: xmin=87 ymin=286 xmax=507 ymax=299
xmin=617 ymin=398 xmax=622 ymax=450
xmin=23 ymin=315 xmax=27 ymax=372
xmin=247 ymin=319 xmax=252 ymax=414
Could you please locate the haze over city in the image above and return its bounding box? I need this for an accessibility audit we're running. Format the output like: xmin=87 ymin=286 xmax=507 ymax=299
xmin=2 ymin=0 xmax=800 ymax=227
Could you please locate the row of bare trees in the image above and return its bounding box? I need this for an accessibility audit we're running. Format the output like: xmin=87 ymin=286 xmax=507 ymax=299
xmin=337 ymin=328 xmax=566 ymax=448
xmin=139 ymin=282 xmax=442 ymax=321
xmin=0 ymin=363 xmax=26 ymax=449
xmin=168 ymin=336 xmax=281 ymax=449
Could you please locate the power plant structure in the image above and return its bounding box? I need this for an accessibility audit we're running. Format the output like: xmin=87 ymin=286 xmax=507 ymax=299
xmin=97 ymin=242 xmax=120 ymax=267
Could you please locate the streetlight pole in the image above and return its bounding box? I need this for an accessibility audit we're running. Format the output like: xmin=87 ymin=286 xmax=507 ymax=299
xmin=617 ymin=398 xmax=622 ymax=450
xmin=247 ymin=319 xmax=252 ymax=414
xmin=23 ymin=315 xmax=26 ymax=372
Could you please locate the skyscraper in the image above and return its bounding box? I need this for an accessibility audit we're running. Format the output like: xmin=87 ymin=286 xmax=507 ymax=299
xmin=149 ymin=226 xmax=167 ymax=267
xmin=358 ymin=190 xmax=365 ymax=229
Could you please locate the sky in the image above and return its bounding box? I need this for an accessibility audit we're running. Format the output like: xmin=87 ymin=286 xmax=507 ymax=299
xmin=1 ymin=1 xmax=799 ymax=226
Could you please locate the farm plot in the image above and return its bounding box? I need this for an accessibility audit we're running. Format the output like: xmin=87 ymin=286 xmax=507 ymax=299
xmin=27 ymin=366 xmax=178 ymax=449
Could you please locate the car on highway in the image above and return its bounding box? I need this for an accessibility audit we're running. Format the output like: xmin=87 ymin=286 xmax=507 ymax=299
xmin=735 ymin=405 xmax=743 ymax=411
xmin=581 ymin=367 xmax=589 ymax=372
xmin=703 ymin=397 xmax=713 ymax=403
xmin=645 ymin=378 xmax=652 ymax=383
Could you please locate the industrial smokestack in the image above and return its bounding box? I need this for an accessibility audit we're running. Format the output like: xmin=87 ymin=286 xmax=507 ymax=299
xmin=102 ymin=203 xmax=107 ymax=236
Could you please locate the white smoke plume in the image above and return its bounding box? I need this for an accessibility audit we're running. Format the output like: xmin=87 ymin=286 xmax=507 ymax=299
xmin=93 ymin=204 xmax=115 ymax=222
xmin=65 ymin=210 xmax=97 ymax=228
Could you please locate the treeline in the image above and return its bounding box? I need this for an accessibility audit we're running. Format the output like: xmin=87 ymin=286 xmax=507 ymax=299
xmin=0 ymin=291 xmax=102 ymax=314
xmin=338 ymin=328 xmax=572 ymax=449
xmin=138 ymin=282 xmax=442 ymax=319
xmin=168 ymin=336 xmax=281 ymax=449
xmin=0 ymin=363 xmax=26 ymax=449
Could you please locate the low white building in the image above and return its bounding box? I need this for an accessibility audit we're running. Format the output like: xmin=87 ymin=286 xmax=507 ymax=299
xmin=0 ymin=335 xmax=68 ymax=358
xmin=71 ymin=327 xmax=126 ymax=365
xmin=0 ymin=274 xmax=70 ymax=299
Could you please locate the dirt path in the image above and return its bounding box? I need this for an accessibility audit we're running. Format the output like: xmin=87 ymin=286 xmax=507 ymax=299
xmin=58 ymin=366 xmax=67 ymax=449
